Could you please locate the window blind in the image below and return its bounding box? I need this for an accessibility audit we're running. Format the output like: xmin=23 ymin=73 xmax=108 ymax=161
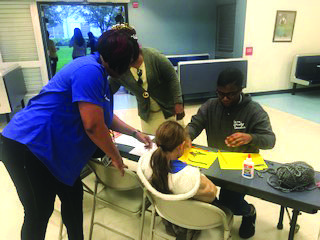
xmin=216 ymin=4 xmax=236 ymax=53
xmin=22 ymin=68 xmax=43 ymax=93
xmin=0 ymin=4 xmax=38 ymax=62
xmin=0 ymin=3 xmax=43 ymax=96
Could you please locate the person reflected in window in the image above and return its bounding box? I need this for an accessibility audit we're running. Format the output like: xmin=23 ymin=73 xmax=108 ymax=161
xmin=87 ymin=32 xmax=97 ymax=54
xmin=69 ymin=28 xmax=86 ymax=59
xmin=109 ymin=24 xmax=185 ymax=135
xmin=47 ymin=31 xmax=58 ymax=76
xmin=115 ymin=13 xmax=124 ymax=24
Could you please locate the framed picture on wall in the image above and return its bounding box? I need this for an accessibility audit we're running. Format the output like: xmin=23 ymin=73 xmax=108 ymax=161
xmin=273 ymin=10 xmax=297 ymax=42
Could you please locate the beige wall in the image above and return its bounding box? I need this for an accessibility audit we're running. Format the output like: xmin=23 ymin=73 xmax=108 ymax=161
xmin=243 ymin=0 xmax=320 ymax=93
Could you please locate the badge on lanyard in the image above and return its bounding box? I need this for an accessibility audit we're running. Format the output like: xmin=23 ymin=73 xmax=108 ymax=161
xmin=142 ymin=91 xmax=149 ymax=98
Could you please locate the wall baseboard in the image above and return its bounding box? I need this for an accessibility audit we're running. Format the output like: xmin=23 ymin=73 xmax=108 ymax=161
xmin=249 ymin=86 xmax=320 ymax=96
xmin=184 ymin=86 xmax=320 ymax=104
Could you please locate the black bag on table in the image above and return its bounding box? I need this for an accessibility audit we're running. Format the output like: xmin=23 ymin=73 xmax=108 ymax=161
xmin=267 ymin=161 xmax=316 ymax=192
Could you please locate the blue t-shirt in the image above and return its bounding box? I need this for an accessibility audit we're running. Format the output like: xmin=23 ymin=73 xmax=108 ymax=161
xmin=2 ymin=53 xmax=113 ymax=186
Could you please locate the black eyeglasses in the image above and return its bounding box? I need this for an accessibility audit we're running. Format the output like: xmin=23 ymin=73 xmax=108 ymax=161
xmin=216 ymin=90 xmax=241 ymax=99
xmin=137 ymin=69 xmax=143 ymax=85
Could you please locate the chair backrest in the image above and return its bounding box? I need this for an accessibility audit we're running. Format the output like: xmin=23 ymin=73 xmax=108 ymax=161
xmin=88 ymin=159 xmax=141 ymax=191
xmin=290 ymin=54 xmax=320 ymax=83
xmin=153 ymin=196 xmax=230 ymax=231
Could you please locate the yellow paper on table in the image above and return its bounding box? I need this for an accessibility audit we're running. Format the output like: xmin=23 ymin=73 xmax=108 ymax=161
xmin=178 ymin=147 xmax=217 ymax=169
xmin=218 ymin=152 xmax=268 ymax=170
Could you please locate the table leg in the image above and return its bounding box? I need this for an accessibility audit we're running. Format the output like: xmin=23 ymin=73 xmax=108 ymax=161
xmin=21 ymin=99 xmax=25 ymax=108
xmin=288 ymin=210 xmax=299 ymax=240
xmin=5 ymin=113 xmax=10 ymax=123
xmin=292 ymin=83 xmax=297 ymax=95
xmin=277 ymin=206 xmax=285 ymax=229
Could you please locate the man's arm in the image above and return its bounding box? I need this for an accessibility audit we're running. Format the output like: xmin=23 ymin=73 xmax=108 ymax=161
xmin=249 ymin=110 xmax=276 ymax=149
xmin=186 ymin=102 xmax=209 ymax=141
xmin=225 ymin=108 xmax=276 ymax=149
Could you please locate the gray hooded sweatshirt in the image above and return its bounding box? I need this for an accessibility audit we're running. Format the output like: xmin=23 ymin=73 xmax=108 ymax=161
xmin=187 ymin=94 xmax=276 ymax=153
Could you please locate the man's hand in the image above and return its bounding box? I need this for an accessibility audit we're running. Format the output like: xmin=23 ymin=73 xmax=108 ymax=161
xmin=184 ymin=137 xmax=192 ymax=151
xmin=135 ymin=131 xmax=153 ymax=149
xmin=225 ymin=132 xmax=252 ymax=147
xmin=175 ymin=103 xmax=185 ymax=120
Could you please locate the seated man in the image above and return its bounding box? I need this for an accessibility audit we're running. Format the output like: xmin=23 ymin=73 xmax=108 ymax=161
xmin=186 ymin=67 xmax=276 ymax=239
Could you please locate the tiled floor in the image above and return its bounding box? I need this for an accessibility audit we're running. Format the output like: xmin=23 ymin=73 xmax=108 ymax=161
xmin=1 ymin=92 xmax=320 ymax=240
xmin=251 ymin=89 xmax=320 ymax=124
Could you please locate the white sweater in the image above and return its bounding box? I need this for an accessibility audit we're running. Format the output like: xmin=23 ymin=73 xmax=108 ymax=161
xmin=140 ymin=150 xmax=201 ymax=195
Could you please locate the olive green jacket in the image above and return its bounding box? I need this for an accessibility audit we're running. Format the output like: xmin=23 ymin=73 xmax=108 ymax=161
xmin=109 ymin=48 xmax=183 ymax=121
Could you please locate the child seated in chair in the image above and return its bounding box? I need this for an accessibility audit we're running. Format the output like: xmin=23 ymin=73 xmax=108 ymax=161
xmin=140 ymin=120 xmax=217 ymax=203
xmin=140 ymin=120 xmax=223 ymax=239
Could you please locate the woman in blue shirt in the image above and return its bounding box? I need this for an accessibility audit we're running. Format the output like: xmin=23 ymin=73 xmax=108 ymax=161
xmin=1 ymin=30 xmax=152 ymax=240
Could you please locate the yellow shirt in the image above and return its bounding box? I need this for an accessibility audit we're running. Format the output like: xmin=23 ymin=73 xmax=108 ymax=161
xmin=48 ymin=39 xmax=57 ymax=58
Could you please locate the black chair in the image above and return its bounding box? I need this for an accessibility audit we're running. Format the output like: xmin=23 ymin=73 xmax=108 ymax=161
xmin=290 ymin=55 xmax=320 ymax=95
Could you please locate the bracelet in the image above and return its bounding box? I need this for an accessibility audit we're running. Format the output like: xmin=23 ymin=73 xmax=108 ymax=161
xmin=132 ymin=130 xmax=140 ymax=138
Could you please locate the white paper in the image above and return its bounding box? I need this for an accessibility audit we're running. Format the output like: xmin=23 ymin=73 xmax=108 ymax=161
xmin=114 ymin=134 xmax=142 ymax=147
xmin=114 ymin=134 xmax=155 ymax=156
xmin=129 ymin=144 xmax=157 ymax=157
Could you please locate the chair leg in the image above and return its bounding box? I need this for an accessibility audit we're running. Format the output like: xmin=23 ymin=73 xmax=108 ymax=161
xmin=88 ymin=180 xmax=98 ymax=240
xmin=292 ymin=83 xmax=297 ymax=95
xmin=83 ymin=181 xmax=93 ymax=195
xmin=139 ymin=189 xmax=147 ymax=240
xmin=149 ymin=206 xmax=156 ymax=240
xmin=58 ymin=215 xmax=63 ymax=240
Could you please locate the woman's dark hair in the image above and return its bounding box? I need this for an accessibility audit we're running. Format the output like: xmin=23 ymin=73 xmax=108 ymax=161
xmin=97 ymin=29 xmax=139 ymax=75
xmin=111 ymin=24 xmax=139 ymax=62
xmin=87 ymin=32 xmax=94 ymax=39
xmin=150 ymin=121 xmax=187 ymax=194
xmin=73 ymin=28 xmax=85 ymax=47
xmin=217 ymin=67 xmax=243 ymax=89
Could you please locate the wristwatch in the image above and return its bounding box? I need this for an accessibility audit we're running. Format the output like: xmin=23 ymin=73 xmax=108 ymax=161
xmin=132 ymin=129 xmax=140 ymax=138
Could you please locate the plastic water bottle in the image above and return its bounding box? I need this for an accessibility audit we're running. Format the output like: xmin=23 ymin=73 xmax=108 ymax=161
xmin=242 ymin=154 xmax=254 ymax=179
